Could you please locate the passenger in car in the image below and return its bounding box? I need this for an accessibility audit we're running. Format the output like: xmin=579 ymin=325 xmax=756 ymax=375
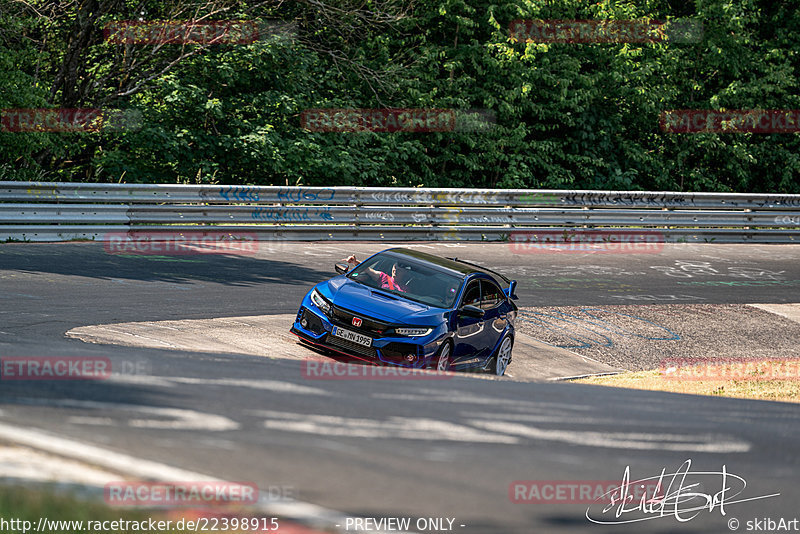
xmin=344 ymin=254 xmax=408 ymax=292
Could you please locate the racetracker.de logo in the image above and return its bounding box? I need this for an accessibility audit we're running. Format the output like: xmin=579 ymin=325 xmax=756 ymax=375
xmin=661 ymin=358 xmax=800 ymax=381
xmin=509 ymin=19 xmax=703 ymax=44
xmin=104 ymin=20 xmax=295 ymax=45
xmin=510 ymin=480 xmax=665 ymax=504
xmin=301 ymin=358 xmax=453 ymax=380
xmin=103 ymin=232 xmax=258 ymax=255
xmin=104 ymin=482 xmax=258 ymax=506
xmin=1 ymin=357 xmax=111 ymax=380
xmin=661 ymin=109 xmax=800 ymax=133
xmin=0 ymin=108 xmax=142 ymax=133
xmin=509 ymin=230 xmax=665 ymax=254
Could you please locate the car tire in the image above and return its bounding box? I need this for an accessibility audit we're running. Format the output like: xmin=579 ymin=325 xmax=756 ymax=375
xmin=432 ymin=341 xmax=452 ymax=372
xmin=493 ymin=335 xmax=513 ymax=376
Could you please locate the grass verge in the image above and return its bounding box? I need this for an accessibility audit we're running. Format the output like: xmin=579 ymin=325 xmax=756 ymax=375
xmin=574 ymin=365 xmax=800 ymax=403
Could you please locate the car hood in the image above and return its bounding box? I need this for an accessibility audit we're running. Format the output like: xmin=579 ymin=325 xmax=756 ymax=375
xmin=323 ymin=278 xmax=445 ymax=324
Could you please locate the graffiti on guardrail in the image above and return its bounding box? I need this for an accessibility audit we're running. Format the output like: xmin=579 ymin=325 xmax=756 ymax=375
xmin=558 ymin=192 xmax=695 ymax=207
xmin=218 ymin=185 xmax=260 ymax=202
xmin=433 ymin=191 xmax=501 ymax=204
xmin=775 ymin=216 xmax=800 ymax=225
xmin=765 ymin=197 xmax=800 ymax=208
xmin=251 ymin=206 xmax=332 ymax=222
xmin=370 ymin=191 xmax=430 ymax=204
xmin=440 ymin=208 xmax=510 ymax=224
xmin=278 ymin=187 xmax=336 ymax=203
xmin=368 ymin=190 xmax=502 ymax=205
xmin=362 ymin=211 xmax=396 ymax=221
xmin=519 ymin=308 xmax=680 ymax=349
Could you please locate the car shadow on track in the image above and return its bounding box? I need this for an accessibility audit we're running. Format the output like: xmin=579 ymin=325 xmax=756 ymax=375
xmin=0 ymin=243 xmax=331 ymax=286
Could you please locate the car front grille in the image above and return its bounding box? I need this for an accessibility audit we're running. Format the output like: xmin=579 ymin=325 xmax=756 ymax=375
xmin=330 ymin=305 xmax=390 ymax=336
xmin=327 ymin=334 xmax=378 ymax=359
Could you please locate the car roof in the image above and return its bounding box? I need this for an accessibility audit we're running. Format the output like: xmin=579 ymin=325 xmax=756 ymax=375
xmin=381 ymin=248 xmax=505 ymax=284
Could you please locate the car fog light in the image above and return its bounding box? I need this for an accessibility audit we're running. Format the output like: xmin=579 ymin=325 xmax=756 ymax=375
xmin=301 ymin=318 xmax=308 ymax=328
xmin=405 ymin=354 xmax=415 ymax=362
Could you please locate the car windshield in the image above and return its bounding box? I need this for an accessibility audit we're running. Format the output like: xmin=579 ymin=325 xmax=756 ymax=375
xmin=347 ymin=252 xmax=464 ymax=308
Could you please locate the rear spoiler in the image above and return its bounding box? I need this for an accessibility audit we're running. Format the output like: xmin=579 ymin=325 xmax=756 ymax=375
xmin=447 ymin=257 xmax=510 ymax=283
xmin=447 ymin=256 xmax=517 ymax=299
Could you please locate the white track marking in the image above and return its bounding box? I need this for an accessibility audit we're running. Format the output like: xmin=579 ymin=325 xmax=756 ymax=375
xmin=254 ymin=410 xmax=518 ymax=444
xmin=108 ymin=374 xmax=330 ymax=396
xmin=0 ymin=445 xmax=119 ymax=485
xmin=472 ymin=420 xmax=750 ymax=453
xmin=0 ymin=422 xmax=386 ymax=533
xmin=8 ymin=398 xmax=238 ymax=431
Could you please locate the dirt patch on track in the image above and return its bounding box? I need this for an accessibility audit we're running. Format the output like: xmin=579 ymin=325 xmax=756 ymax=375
xmin=517 ymin=304 xmax=800 ymax=371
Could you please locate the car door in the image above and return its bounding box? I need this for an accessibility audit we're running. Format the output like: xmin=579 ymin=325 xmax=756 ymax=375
xmin=452 ymin=279 xmax=486 ymax=362
xmin=479 ymin=279 xmax=508 ymax=358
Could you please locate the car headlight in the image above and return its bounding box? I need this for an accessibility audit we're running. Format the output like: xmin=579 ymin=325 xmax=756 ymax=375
xmin=393 ymin=327 xmax=433 ymax=337
xmin=310 ymin=289 xmax=332 ymax=315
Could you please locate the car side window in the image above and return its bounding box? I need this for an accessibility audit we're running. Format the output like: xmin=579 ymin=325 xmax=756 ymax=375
xmin=461 ymin=280 xmax=481 ymax=307
xmin=479 ymin=280 xmax=504 ymax=310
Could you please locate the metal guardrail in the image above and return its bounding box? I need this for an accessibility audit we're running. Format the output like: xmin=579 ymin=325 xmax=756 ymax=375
xmin=1 ymin=181 xmax=799 ymax=243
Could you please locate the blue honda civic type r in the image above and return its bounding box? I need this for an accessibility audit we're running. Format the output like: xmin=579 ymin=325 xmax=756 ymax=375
xmin=290 ymin=248 xmax=519 ymax=375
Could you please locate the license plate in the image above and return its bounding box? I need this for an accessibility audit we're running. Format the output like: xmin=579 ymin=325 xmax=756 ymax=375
xmin=331 ymin=326 xmax=373 ymax=347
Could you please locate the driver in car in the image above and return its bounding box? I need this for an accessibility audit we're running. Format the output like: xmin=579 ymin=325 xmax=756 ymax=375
xmin=344 ymin=255 xmax=408 ymax=293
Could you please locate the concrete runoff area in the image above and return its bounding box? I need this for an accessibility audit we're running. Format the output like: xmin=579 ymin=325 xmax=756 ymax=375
xmin=66 ymin=314 xmax=618 ymax=381
xmin=516 ymin=303 xmax=800 ymax=371
xmin=563 ymin=303 xmax=800 ymax=403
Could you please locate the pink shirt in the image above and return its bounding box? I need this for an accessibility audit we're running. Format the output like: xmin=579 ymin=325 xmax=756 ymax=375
xmin=379 ymin=272 xmax=407 ymax=292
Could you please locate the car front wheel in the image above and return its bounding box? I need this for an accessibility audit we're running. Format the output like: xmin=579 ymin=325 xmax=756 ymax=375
xmin=434 ymin=342 xmax=452 ymax=372
xmin=494 ymin=335 xmax=513 ymax=376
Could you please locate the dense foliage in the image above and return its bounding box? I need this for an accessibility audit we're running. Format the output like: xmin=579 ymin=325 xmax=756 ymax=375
xmin=1 ymin=0 xmax=798 ymax=192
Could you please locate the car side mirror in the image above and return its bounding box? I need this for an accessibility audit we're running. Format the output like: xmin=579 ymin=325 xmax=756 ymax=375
xmin=334 ymin=262 xmax=350 ymax=274
xmin=459 ymin=305 xmax=484 ymax=318
xmin=506 ymin=280 xmax=519 ymax=300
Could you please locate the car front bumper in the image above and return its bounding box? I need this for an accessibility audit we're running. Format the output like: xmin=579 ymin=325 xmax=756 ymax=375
xmin=290 ymin=305 xmax=442 ymax=368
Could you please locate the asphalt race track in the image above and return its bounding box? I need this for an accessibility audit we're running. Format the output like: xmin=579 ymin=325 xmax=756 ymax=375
xmin=2 ymin=241 xmax=800 ymax=534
